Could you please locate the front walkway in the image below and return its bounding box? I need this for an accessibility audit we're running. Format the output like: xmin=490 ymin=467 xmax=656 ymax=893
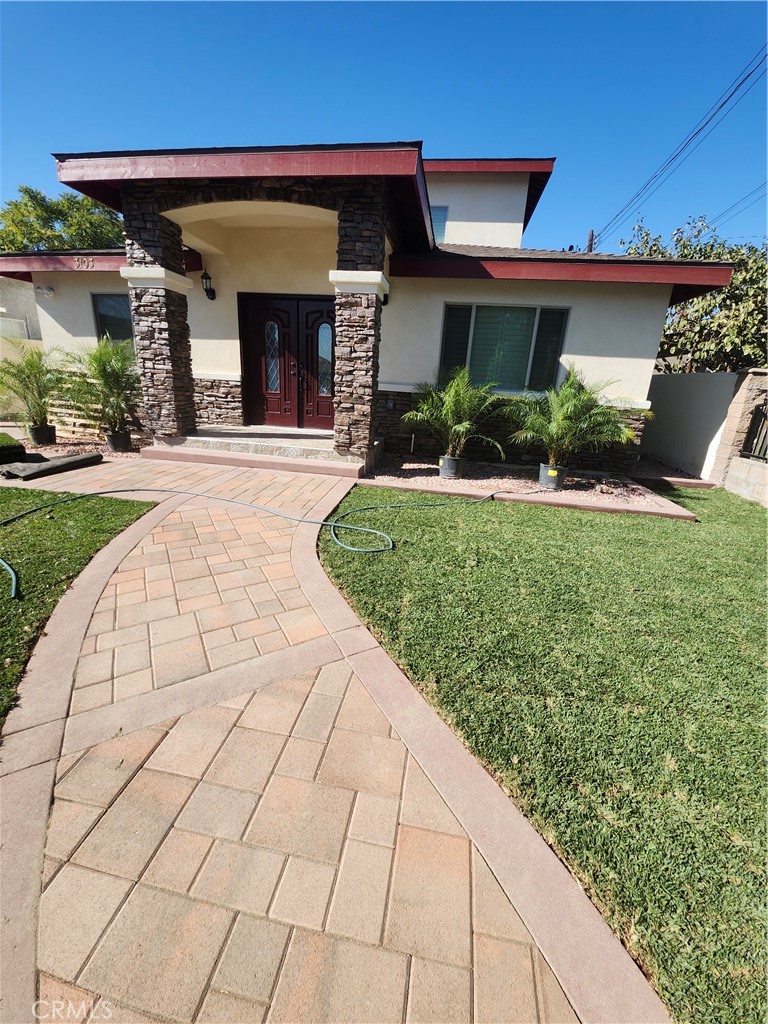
xmin=0 ymin=459 xmax=670 ymax=1024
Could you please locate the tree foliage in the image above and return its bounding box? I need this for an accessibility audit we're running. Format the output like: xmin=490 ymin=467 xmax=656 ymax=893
xmin=622 ymin=216 xmax=767 ymax=373
xmin=0 ymin=186 xmax=123 ymax=252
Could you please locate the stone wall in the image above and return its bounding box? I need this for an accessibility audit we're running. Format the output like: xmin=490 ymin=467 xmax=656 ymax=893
xmin=122 ymin=186 xmax=197 ymax=436
xmin=334 ymin=294 xmax=382 ymax=456
xmin=375 ymin=388 xmax=647 ymax=474
xmin=709 ymin=368 xmax=767 ymax=485
xmin=193 ymin=378 xmax=244 ymax=425
xmin=122 ymin=190 xmax=187 ymax=274
xmin=129 ymin=288 xmax=196 ymax=436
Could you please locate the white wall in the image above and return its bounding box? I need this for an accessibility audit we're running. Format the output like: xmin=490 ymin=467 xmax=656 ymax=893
xmin=30 ymin=272 xmax=129 ymax=356
xmin=380 ymin=277 xmax=671 ymax=405
xmin=640 ymin=372 xmax=738 ymax=478
xmin=425 ymin=173 xmax=528 ymax=248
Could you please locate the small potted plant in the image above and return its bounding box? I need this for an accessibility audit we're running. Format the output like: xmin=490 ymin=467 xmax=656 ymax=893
xmin=508 ymin=366 xmax=643 ymax=489
xmin=66 ymin=337 xmax=142 ymax=452
xmin=0 ymin=341 xmax=64 ymax=446
xmin=401 ymin=366 xmax=507 ymax=478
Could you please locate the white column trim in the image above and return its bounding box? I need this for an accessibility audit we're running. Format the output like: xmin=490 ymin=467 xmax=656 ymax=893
xmin=328 ymin=270 xmax=390 ymax=300
xmin=119 ymin=266 xmax=193 ymax=295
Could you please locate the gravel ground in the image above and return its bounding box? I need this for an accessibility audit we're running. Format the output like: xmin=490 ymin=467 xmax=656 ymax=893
xmin=365 ymin=458 xmax=667 ymax=507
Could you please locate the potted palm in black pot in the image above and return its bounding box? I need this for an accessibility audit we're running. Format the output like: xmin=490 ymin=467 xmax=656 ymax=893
xmin=0 ymin=341 xmax=64 ymax=446
xmin=401 ymin=366 xmax=507 ymax=478
xmin=66 ymin=338 xmax=142 ymax=452
xmin=508 ymin=367 xmax=643 ymax=489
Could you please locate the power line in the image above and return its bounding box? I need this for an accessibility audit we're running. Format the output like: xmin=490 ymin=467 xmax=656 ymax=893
xmin=593 ymin=46 xmax=767 ymax=247
xmin=601 ymin=68 xmax=767 ymax=245
xmin=708 ymin=181 xmax=767 ymax=225
xmin=714 ymin=191 xmax=767 ymax=231
xmin=594 ymin=46 xmax=766 ymax=244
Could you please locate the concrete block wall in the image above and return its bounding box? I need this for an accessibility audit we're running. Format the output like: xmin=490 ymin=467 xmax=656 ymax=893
xmin=709 ymin=369 xmax=767 ymax=486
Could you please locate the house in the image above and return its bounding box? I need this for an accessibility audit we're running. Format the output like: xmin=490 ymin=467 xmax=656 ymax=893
xmin=0 ymin=141 xmax=732 ymax=471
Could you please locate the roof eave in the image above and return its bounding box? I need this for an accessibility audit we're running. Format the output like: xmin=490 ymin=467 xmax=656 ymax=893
xmin=55 ymin=141 xmax=433 ymax=250
xmin=388 ymin=252 xmax=733 ymax=298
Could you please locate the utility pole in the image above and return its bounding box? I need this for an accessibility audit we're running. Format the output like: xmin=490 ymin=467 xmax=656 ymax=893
xmin=586 ymin=229 xmax=595 ymax=253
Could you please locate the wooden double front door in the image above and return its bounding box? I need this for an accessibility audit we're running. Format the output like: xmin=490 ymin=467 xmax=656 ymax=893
xmin=239 ymin=294 xmax=335 ymax=430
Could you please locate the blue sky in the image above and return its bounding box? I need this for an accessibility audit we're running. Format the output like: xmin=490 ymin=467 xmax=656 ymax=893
xmin=1 ymin=1 xmax=765 ymax=251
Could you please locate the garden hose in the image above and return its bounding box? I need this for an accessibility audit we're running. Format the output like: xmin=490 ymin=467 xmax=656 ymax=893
xmin=0 ymin=486 xmax=515 ymax=600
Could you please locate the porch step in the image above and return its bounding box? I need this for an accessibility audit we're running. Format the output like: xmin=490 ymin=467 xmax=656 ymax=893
xmin=157 ymin=427 xmax=361 ymax=462
xmin=141 ymin=445 xmax=366 ymax=478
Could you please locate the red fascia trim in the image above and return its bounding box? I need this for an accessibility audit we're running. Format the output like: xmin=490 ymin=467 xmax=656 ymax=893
xmin=0 ymin=253 xmax=125 ymax=274
xmin=57 ymin=148 xmax=421 ymax=187
xmin=388 ymin=255 xmax=733 ymax=291
xmin=423 ymin=159 xmax=555 ymax=174
xmin=0 ymin=250 xmax=203 ymax=276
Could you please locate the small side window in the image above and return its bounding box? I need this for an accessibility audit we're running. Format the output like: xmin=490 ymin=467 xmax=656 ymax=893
xmin=92 ymin=294 xmax=133 ymax=344
xmin=431 ymin=206 xmax=448 ymax=245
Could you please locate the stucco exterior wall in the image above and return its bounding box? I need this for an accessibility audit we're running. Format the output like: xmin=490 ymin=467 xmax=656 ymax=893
xmin=30 ymin=272 xmax=130 ymax=355
xmin=184 ymin=225 xmax=337 ymax=378
xmin=640 ymin=372 xmax=738 ymax=478
xmin=23 ymin=253 xmax=671 ymax=409
xmin=26 ymin=225 xmax=338 ymax=380
xmin=425 ymin=173 xmax=528 ymax=248
xmin=379 ymin=278 xmax=671 ymax=405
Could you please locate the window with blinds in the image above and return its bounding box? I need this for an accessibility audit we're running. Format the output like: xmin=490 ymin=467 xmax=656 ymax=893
xmin=439 ymin=304 xmax=568 ymax=391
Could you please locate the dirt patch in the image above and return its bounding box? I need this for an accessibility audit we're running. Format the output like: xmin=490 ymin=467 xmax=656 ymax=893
xmin=366 ymin=457 xmax=665 ymax=507
xmin=16 ymin=436 xmax=151 ymax=462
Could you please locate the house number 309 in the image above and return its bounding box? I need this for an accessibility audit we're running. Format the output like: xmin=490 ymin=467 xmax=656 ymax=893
xmin=73 ymin=256 xmax=95 ymax=270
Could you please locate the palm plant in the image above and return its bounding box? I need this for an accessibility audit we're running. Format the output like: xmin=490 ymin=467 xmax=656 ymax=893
xmin=0 ymin=341 xmax=64 ymax=432
xmin=508 ymin=367 xmax=640 ymax=470
xmin=402 ymin=366 xmax=507 ymax=463
xmin=65 ymin=338 xmax=142 ymax=438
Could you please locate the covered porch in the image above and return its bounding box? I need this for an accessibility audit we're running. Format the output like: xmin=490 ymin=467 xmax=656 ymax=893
xmin=53 ymin=143 xmax=434 ymax=460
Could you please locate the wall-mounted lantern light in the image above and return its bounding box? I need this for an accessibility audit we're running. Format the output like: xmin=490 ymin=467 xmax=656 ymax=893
xmin=201 ymin=269 xmax=216 ymax=301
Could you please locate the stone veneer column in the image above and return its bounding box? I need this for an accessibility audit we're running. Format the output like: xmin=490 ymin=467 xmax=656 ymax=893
xmin=120 ymin=188 xmax=196 ymax=437
xmin=331 ymin=182 xmax=388 ymax=458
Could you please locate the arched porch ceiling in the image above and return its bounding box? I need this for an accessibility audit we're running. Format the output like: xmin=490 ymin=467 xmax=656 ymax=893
xmin=164 ymin=201 xmax=338 ymax=255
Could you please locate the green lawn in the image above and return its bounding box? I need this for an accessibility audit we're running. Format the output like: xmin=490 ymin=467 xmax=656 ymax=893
xmin=319 ymin=485 xmax=767 ymax=1024
xmin=0 ymin=487 xmax=154 ymax=725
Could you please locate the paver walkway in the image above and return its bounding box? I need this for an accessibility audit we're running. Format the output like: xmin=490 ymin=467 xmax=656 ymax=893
xmin=0 ymin=458 xmax=670 ymax=1024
